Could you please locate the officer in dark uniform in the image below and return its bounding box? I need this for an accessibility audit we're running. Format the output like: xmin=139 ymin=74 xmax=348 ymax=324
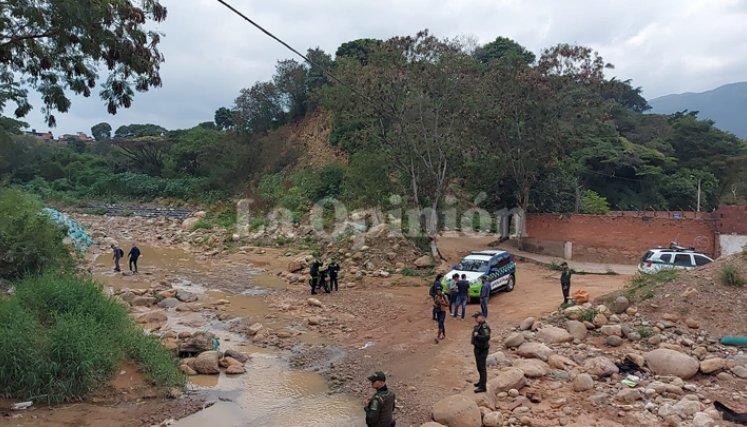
xmin=364 ymin=371 xmax=396 ymax=427
xmin=309 ymin=258 xmax=323 ymax=294
xmin=327 ymin=259 xmax=341 ymax=291
xmin=471 ymin=311 xmax=491 ymax=393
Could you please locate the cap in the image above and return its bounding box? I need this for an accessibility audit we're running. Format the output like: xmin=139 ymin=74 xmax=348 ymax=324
xmin=367 ymin=371 xmax=386 ymax=382
xmin=472 ymin=311 xmax=484 ymax=318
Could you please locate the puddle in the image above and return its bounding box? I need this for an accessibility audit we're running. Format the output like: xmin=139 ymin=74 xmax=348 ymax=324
xmin=179 ymin=348 xmax=364 ymax=427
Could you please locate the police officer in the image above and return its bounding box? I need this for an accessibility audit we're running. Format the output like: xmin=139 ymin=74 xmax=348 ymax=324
xmin=327 ymin=259 xmax=341 ymax=291
xmin=471 ymin=311 xmax=491 ymax=393
xmin=309 ymin=258 xmax=323 ymax=295
xmin=363 ymin=371 xmax=396 ymax=427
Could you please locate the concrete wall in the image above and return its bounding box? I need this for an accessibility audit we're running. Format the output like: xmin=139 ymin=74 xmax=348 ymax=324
xmin=524 ymin=213 xmax=718 ymax=263
xmin=720 ymin=234 xmax=747 ymax=257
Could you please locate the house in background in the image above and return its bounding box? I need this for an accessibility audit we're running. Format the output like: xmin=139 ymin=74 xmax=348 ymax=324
xmin=24 ymin=130 xmax=55 ymax=142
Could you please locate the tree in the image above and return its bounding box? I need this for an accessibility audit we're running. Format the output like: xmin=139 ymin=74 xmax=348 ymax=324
xmin=112 ymin=137 xmax=170 ymax=176
xmin=0 ymin=0 xmax=167 ymax=127
xmin=114 ymin=124 xmax=167 ymax=138
xmin=214 ymin=107 xmax=234 ymax=130
xmin=474 ymin=37 xmax=535 ymax=65
xmin=232 ymin=82 xmax=284 ymax=135
xmin=305 ymin=47 xmax=334 ymax=90
xmin=537 ymin=44 xmax=613 ymax=84
xmin=273 ymin=59 xmax=308 ymax=120
xmin=335 ymin=38 xmax=383 ymax=65
xmin=91 ymin=122 xmax=112 ymax=140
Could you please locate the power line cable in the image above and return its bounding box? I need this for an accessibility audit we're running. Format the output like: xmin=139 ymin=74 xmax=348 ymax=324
xmin=215 ymin=0 xmax=391 ymax=116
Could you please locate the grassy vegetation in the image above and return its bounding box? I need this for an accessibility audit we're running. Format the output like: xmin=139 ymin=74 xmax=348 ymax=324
xmin=720 ymin=264 xmax=745 ymax=287
xmin=623 ymin=270 xmax=679 ymax=301
xmin=635 ymin=325 xmax=655 ymax=338
xmin=577 ymin=307 xmax=599 ymax=322
xmin=0 ymin=273 xmax=184 ymax=403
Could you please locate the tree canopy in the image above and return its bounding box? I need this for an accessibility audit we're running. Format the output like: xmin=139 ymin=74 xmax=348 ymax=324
xmin=0 ymin=0 xmax=167 ymax=127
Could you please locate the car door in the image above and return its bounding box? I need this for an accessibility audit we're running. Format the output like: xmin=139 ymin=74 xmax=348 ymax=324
xmin=656 ymin=253 xmax=673 ymax=272
xmin=693 ymin=254 xmax=712 ymax=268
xmin=673 ymin=253 xmax=694 ymax=269
xmin=490 ymin=256 xmax=511 ymax=289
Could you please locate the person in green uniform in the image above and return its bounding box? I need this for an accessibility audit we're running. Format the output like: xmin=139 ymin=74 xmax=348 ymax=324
xmin=327 ymin=259 xmax=341 ymax=291
xmin=363 ymin=371 xmax=396 ymax=427
xmin=471 ymin=312 xmax=491 ymax=393
xmin=309 ymin=258 xmax=323 ymax=294
xmin=560 ymin=262 xmax=572 ymax=304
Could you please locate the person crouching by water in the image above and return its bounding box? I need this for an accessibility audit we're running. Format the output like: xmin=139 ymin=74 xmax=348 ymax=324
xmin=364 ymin=371 xmax=396 ymax=427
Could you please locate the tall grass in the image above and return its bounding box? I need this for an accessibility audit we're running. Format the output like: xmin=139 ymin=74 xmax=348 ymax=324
xmin=624 ymin=270 xmax=678 ymax=301
xmin=720 ymin=265 xmax=745 ymax=287
xmin=0 ymin=273 xmax=184 ymax=403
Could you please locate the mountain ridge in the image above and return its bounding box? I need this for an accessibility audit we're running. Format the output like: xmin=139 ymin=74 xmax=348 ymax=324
xmin=649 ymin=82 xmax=747 ymax=139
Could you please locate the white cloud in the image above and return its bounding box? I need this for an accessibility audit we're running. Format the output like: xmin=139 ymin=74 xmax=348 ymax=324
xmin=18 ymin=0 xmax=747 ymax=134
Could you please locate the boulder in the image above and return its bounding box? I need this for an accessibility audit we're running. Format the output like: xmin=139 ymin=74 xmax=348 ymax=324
xmin=592 ymin=313 xmax=608 ymax=327
xmin=487 ymin=368 xmax=526 ymax=394
xmin=519 ymin=317 xmax=536 ymax=330
xmin=513 ymin=359 xmax=549 ymax=378
xmin=625 ymin=353 xmax=645 ymax=368
xmin=225 ymin=365 xmax=246 ymax=375
xmin=563 ymin=306 xmax=585 ymax=320
xmin=565 ymin=320 xmax=587 ymax=341
xmin=599 ymin=325 xmax=622 ymax=337
xmin=685 ymin=318 xmax=700 ymax=329
xmin=486 ymin=351 xmax=512 ymax=367
xmin=548 ymin=354 xmax=578 ymax=371
xmin=432 ymin=395 xmax=481 ymax=427
xmin=699 ymin=358 xmax=726 ymax=374
xmin=482 ymin=412 xmax=503 ymax=427
xmin=247 ymin=323 xmax=264 ymax=336
xmin=616 ymin=388 xmax=642 ymax=404
xmin=287 ymin=261 xmax=304 ymax=273
xmin=136 ymin=310 xmax=167 ymax=326
xmin=606 ymin=335 xmax=624 ymax=347
xmin=157 ymin=297 xmax=180 ymax=309
xmin=307 ymin=298 xmax=323 ymax=307
xmin=692 ymin=412 xmax=715 ymax=427
xmin=583 ymin=357 xmax=619 ymax=377
xmin=414 ymin=255 xmax=435 ymax=268
xmin=224 ymin=349 xmax=249 ymax=363
xmin=732 ymin=365 xmax=747 ymax=379
xmin=613 ymin=296 xmax=630 ymax=314
xmin=536 ymin=326 xmax=573 ymax=344
xmin=219 ymin=356 xmax=243 ymax=368
xmin=177 ymin=331 xmax=216 ymax=354
xmin=644 ymin=349 xmax=699 ymax=379
xmin=131 ymin=296 xmax=156 ymax=307
xmin=503 ymin=332 xmax=525 ymax=348
xmin=516 ymin=342 xmax=553 ymax=361
xmin=420 ymin=423 xmax=446 ymax=427
xmin=673 ymin=397 xmax=703 ymax=418
xmin=176 ymin=289 xmax=198 ymax=303
xmin=181 ymin=217 xmax=200 ymax=230
xmin=307 ymin=316 xmax=322 ymax=326
xmin=572 ymin=373 xmax=594 ymax=392
xmin=193 ymin=351 xmax=220 ymax=375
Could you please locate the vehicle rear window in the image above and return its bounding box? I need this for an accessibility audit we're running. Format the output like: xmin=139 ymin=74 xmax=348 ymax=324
xmin=641 ymin=251 xmax=654 ymax=262
xmin=674 ymin=254 xmax=693 ymax=267
xmin=659 ymin=253 xmax=672 ymax=263
xmin=694 ymin=255 xmax=711 ymax=266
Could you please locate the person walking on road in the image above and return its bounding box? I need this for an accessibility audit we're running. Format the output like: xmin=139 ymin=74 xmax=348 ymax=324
xmin=363 ymin=371 xmax=396 ymax=427
xmin=128 ymin=243 xmax=141 ymax=273
xmin=453 ymin=274 xmax=470 ymax=320
xmin=111 ymin=244 xmax=124 ymax=272
xmin=560 ymin=262 xmax=572 ymax=304
xmin=327 ymin=259 xmax=341 ymax=291
xmin=430 ymin=273 xmax=444 ymax=320
xmin=433 ymin=288 xmax=449 ymax=342
xmin=479 ymin=276 xmax=491 ymax=318
xmin=471 ymin=311 xmax=491 ymax=393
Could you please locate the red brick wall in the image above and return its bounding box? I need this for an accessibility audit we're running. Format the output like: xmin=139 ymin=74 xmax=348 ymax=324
xmin=524 ymin=213 xmax=717 ymax=263
xmin=716 ymin=205 xmax=747 ymax=234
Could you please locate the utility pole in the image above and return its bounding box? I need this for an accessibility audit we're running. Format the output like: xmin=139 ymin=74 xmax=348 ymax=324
xmin=697 ymin=177 xmax=701 ymax=213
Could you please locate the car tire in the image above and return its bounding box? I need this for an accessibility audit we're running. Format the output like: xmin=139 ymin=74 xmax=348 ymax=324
xmin=504 ymin=275 xmax=515 ymax=292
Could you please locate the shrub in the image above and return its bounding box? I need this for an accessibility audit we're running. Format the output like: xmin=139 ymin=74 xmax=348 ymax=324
xmin=624 ymin=270 xmax=678 ymax=301
xmin=578 ymin=307 xmax=599 ymax=322
xmin=635 ymin=325 xmax=655 ymax=338
xmin=580 ymin=190 xmax=610 ymax=215
xmin=0 ymin=188 xmax=74 ymax=280
xmin=720 ymin=265 xmax=745 ymax=287
xmin=0 ymin=273 xmax=184 ymax=403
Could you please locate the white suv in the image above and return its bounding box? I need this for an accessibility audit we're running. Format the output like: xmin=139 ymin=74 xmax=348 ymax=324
xmin=638 ymin=247 xmax=713 ymax=274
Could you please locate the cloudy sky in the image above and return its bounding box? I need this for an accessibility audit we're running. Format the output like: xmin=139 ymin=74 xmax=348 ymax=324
xmin=21 ymin=0 xmax=747 ymax=135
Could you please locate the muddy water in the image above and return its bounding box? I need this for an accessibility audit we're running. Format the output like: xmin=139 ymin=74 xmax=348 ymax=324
xmin=92 ymin=244 xmax=363 ymax=427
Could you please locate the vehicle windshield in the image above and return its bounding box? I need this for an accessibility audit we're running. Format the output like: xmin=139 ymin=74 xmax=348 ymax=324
xmin=455 ymin=259 xmax=489 ymax=272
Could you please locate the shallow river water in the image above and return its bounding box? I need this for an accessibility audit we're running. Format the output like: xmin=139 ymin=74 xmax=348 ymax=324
xmin=92 ymin=244 xmax=365 ymax=427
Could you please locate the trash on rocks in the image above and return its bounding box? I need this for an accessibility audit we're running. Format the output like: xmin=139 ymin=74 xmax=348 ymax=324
xmin=571 ymin=289 xmax=590 ymax=304
xmin=43 ymin=208 xmax=93 ymax=251
xmin=12 ymin=401 xmax=33 ymax=410
xmin=621 ymin=375 xmax=640 ymax=388
xmin=359 ymin=341 xmax=375 ymax=350
xmin=714 ymin=400 xmax=747 ymax=425
xmin=720 ymin=336 xmax=747 ymax=347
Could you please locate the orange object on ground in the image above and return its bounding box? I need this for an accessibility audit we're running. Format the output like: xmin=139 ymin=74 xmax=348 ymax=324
xmin=572 ymin=289 xmax=590 ymax=304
